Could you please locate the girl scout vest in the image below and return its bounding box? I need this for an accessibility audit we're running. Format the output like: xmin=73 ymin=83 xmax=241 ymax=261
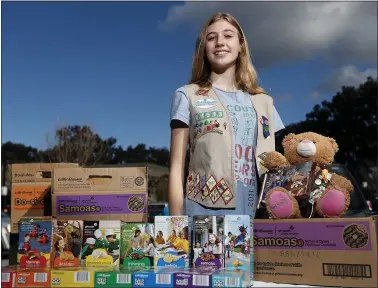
xmin=184 ymin=84 xmax=275 ymax=209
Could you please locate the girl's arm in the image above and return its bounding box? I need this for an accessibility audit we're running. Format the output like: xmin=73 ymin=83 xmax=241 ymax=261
xmin=168 ymin=127 xmax=189 ymax=215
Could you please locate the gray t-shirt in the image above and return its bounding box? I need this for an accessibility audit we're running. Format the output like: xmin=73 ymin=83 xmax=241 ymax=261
xmin=170 ymin=86 xmax=285 ymax=218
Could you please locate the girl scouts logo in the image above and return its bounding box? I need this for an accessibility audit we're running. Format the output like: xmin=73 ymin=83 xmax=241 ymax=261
xmin=194 ymin=98 xmax=218 ymax=109
xmin=259 ymin=116 xmax=270 ymax=138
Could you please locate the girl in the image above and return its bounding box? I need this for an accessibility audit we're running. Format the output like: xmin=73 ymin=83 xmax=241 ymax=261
xmin=143 ymin=236 xmax=156 ymax=266
xmin=169 ymin=12 xmax=284 ymax=217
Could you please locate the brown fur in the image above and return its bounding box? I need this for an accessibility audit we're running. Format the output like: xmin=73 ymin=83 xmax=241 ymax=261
xmin=264 ymin=132 xmax=353 ymax=218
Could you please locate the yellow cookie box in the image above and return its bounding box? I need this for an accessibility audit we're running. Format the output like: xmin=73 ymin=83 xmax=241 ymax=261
xmin=50 ymin=268 xmax=102 ymax=287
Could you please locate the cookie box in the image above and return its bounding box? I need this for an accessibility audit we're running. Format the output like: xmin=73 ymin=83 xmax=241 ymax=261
xmin=50 ymin=267 xmax=106 ymax=288
xmin=52 ymin=167 xmax=148 ymax=222
xmin=154 ymin=216 xmax=189 ymax=268
xmin=81 ymin=220 xmax=121 ymax=267
xmin=212 ymin=269 xmax=245 ymax=288
xmin=224 ymin=215 xmax=252 ymax=285
xmin=14 ymin=267 xmax=50 ymax=288
xmin=1 ymin=266 xmax=17 ymax=288
xmin=51 ymin=220 xmax=83 ymax=267
xmin=132 ymin=267 xmax=178 ymax=287
xmin=253 ymin=217 xmax=378 ymax=288
xmin=120 ymin=222 xmax=155 ymax=268
xmin=192 ymin=216 xmax=225 ymax=269
xmin=17 ymin=217 xmax=53 ymax=268
xmin=94 ymin=267 xmax=143 ymax=288
xmin=174 ymin=267 xmax=216 ymax=288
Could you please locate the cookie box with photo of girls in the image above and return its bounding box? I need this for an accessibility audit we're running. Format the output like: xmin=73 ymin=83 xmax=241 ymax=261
xmin=51 ymin=220 xmax=83 ymax=267
xmin=81 ymin=220 xmax=121 ymax=267
xmin=192 ymin=216 xmax=225 ymax=269
xmin=17 ymin=217 xmax=53 ymax=268
xmin=212 ymin=269 xmax=245 ymax=288
xmin=120 ymin=222 xmax=155 ymax=268
xmin=224 ymin=215 xmax=251 ymax=286
xmin=154 ymin=216 xmax=189 ymax=268
xmin=94 ymin=267 xmax=144 ymax=288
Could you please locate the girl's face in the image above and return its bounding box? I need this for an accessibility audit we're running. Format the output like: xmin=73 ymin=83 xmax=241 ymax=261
xmin=209 ymin=234 xmax=216 ymax=244
xmin=205 ymin=19 xmax=241 ymax=72
xmin=59 ymin=239 xmax=65 ymax=249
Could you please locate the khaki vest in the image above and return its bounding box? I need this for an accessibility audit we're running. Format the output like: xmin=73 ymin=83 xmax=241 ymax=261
xmin=184 ymin=84 xmax=275 ymax=209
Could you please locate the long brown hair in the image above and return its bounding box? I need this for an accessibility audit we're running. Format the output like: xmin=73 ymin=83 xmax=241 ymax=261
xmin=190 ymin=13 xmax=265 ymax=96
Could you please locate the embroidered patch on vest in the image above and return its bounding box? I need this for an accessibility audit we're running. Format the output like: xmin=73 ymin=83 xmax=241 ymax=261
xmin=201 ymin=186 xmax=210 ymax=201
xmin=193 ymin=183 xmax=201 ymax=197
xmin=222 ymin=188 xmax=234 ymax=205
xmin=195 ymin=111 xmax=223 ymax=121
xmin=206 ymin=175 xmax=217 ymax=191
xmin=194 ymin=120 xmax=223 ymax=140
xmin=194 ymin=98 xmax=218 ymax=109
xmin=259 ymin=116 xmax=270 ymax=139
xmin=187 ymin=173 xmax=194 ymax=195
xmin=209 ymin=187 xmax=222 ymax=204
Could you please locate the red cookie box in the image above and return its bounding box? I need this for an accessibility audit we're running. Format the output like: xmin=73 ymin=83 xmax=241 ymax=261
xmin=14 ymin=268 xmax=50 ymax=288
xmin=2 ymin=266 xmax=17 ymax=288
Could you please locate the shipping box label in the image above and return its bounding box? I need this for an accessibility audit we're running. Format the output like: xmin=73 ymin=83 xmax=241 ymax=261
xmin=12 ymin=186 xmax=49 ymax=210
xmin=56 ymin=194 xmax=147 ymax=216
xmin=253 ymin=221 xmax=372 ymax=251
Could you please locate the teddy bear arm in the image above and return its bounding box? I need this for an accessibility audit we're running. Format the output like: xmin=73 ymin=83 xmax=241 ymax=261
xmin=330 ymin=173 xmax=354 ymax=194
xmin=263 ymin=151 xmax=291 ymax=170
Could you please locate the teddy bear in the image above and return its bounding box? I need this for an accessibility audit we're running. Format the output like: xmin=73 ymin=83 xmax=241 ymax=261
xmin=261 ymin=132 xmax=353 ymax=219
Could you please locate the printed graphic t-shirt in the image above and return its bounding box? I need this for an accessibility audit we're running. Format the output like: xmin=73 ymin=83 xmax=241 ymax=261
xmin=170 ymin=86 xmax=285 ymax=218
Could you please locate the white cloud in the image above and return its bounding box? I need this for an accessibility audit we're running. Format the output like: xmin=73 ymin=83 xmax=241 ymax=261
xmin=160 ymin=2 xmax=377 ymax=69
xmin=314 ymin=65 xmax=377 ymax=95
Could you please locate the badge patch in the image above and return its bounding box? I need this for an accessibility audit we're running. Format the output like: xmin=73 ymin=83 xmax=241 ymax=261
xmin=209 ymin=187 xmax=222 ymax=204
xmin=222 ymin=188 xmax=234 ymax=205
xmin=194 ymin=119 xmax=223 ymax=140
xmin=194 ymin=98 xmax=218 ymax=109
xmin=195 ymin=111 xmax=223 ymax=121
xmin=259 ymin=116 xmax=270 ymax=139
xmin=206 ymin=175 xmax=217 ymax=191
xmin=201 ymin=186 xmax=210 ymax=201
xmin=193 ymin=183 xmax=201 ymax=197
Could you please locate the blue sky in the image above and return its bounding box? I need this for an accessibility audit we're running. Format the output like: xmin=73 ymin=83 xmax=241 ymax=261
xmin=2 ymin=2 xmax=377 ymax=150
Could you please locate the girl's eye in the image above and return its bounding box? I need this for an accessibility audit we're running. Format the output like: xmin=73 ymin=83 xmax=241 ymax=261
xmin=207 ymin=37 xmax=215 ymax=41
xmin=224 ymin=34 xmax=233 ymax=38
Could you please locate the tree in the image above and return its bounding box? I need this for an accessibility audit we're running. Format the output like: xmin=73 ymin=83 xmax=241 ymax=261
xmin=1 ymin=142 xmax=44 ymax=164
xmin=45 ymin=125 xmax=117 ymax=166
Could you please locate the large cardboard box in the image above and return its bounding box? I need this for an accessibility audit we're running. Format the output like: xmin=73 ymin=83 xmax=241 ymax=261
xmin=11 ymin=163 xmax=79 ymax=233
xmin=254 ymin=217 xmax=377 ymax=288
xmin=52 ymin=167 xmax=148 ymax=222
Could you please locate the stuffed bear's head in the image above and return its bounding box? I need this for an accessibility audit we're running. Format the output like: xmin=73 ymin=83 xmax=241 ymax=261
xmin=282 ymin=132 xmax=338 ymax=168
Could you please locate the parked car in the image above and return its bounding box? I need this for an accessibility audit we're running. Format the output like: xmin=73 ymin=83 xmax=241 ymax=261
xmin=1 ymin=211 xmax=11 ymax=252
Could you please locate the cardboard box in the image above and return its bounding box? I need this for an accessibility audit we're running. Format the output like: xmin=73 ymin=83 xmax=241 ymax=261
xmin=94 ymin=267 xmax=143 ymax=288
xmin=50 ymin=267 xmax=103 ymax=288
xmin=120 ymin=222 xmax=155 ymax=268
xmin=17 ymin=217 xmax=52 ymax=268
xmin=192 ymin=216 xmax=225 ymax=269
xmin=81 ymin=220 xmax=121 ymax=267
xmin=52 ymin=167 xmax=148 ymax=222
xmin=254 ymin=217 xmax=378 ymax=288
xmin=224 ymin=215 xmax=251 ymax=286
xmin=14 ymin=268 xmax=50 ymax=288
xmin=154 ymin=216 xmax=189 ymax=268
xmin=1 ymin=266 xmax=17 ymax=288
xmin=133 ymin=268 xmax=177 ymax=287
xmin=11 ymin=163 xmax=78 ymax=233
xmin=174 ymin=268 xmax=214 ymax=288
xmin=52 ymin=220 xmax=83 ymax=267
